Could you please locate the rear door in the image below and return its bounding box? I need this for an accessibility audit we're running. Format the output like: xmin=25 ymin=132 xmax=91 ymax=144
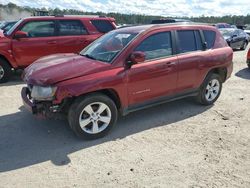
xmin=126 ymin=31 xmax=178 ymax=106
xmin=176 ymin=30 xmax=208 ymax=92
xmin=12 ymin=20 xmax=57 ymax=67
xmin=56 ymin=20 xmax=90 ymax=53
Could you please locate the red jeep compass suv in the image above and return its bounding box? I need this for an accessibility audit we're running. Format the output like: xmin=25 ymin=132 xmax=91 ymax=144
xmin=22 ymin=23 xmax=233 ymax=139
xmin=0 ymin=15 xmax=116 ymax=83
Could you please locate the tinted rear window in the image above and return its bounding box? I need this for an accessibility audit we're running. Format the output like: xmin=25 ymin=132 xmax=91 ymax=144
xmin=195 ymin=30 xmax=203 ymax=51
xmin=177 ymin=30 xmax=197 ymax=53
xmin=91 ymin=20 xmax=114 ymax=33
xmin=58 ymin=20 xmax=87 ymax=35
xmin=203 ymin=30 xmax=216 ymax=49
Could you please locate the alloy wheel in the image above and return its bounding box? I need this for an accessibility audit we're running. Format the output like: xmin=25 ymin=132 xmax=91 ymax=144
xmin=0 ymin=65 xmax=4 ymax=80
xmin=78 ymin=102 xmax=112 ymax=134
xmin=205 ymin=79 xmax=220 ymax=101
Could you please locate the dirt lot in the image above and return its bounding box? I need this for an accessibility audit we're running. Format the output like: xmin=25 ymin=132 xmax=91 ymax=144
xmin=0 ymin=48 xmax=250 ymax=188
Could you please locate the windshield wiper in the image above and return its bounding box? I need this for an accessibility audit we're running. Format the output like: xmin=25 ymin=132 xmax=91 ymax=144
xmin=82 ymin=54 xmax=97 ymax=60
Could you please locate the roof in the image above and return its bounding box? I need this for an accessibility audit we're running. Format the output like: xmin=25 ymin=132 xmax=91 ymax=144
xmin=22 ymin=15 xmax=114 ymax=21
xmin=117 ymin=22 xmax=216 ymax=33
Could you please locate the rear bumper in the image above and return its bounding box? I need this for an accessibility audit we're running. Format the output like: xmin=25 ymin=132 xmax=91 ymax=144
xmin=21 ymin=87 xmax=37 ymax=114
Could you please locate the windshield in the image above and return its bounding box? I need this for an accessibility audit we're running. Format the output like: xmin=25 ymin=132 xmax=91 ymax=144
xmin=80 ymin=31 xmax=138 ymax=63
xmin=220 ymin=29 xmax=234 ymax=37
xmin=6 ymin=19 xmax=22 ymax=36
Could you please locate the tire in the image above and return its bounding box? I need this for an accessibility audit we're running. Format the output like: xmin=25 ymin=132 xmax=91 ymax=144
xmin=248 ymin=64 xmax=250 ymax=69
xmin=240 ymin=41 xmax=248 ymax=50
xmin=68 ymin=93 xmax=118 ymax=140
xmin=197 ymin=74 xmax=222 ymax=105
xmin=0 ymin=58 xmax=12 ymax=83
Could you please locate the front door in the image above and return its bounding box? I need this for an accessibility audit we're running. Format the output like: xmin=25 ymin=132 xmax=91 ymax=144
xmin=12 ymin=20 xmax=57 ymax=67
xmin=126 ymin=31 xmax=178 ymax=106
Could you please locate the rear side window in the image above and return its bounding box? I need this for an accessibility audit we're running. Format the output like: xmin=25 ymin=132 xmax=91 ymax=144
xmin=195 ymin=31 xmax=203 ymax=51
xmin=58 ymin=20 xmax=87 ymax=35
xmin=135 ymin=32 xmax=172 ymax=61
xmin=91 ymin=20 xmax=114 ymax=33
xmin=20 ymin=21 xmax=55 ymax=37
xmin=203 ymin=30 xmax=216 ymax=49
xmin=177 ymin=30 xmax=197 ymax=53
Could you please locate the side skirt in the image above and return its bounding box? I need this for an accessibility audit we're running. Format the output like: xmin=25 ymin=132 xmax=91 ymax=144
xmin=121 ymin=89 xmax=199 ymax=116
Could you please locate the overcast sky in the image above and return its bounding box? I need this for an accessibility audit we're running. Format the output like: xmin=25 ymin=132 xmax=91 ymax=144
xmin=0 ymin=0 xmax=250 ymax=17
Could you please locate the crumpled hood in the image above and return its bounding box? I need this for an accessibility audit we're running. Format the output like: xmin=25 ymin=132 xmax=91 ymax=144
xmin=23 ymin=53 xmax=110 ymax=86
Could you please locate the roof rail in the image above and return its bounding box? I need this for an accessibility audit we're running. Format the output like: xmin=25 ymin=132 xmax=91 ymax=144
xmin=52 ymin=15 xmax=106 ymax=18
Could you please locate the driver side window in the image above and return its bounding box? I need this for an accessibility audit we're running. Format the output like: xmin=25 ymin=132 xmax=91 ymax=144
xmin=20 ymin=21 xmax=55 ymax=38
xmin=134 ymin=32 xmax=172 ymax=61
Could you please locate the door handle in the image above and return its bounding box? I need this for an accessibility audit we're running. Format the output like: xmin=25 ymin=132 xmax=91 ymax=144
xmin=165 ymin=62 xmax=176 ymax=67
xmin=47 ymin=41 xmax=57 ymax=45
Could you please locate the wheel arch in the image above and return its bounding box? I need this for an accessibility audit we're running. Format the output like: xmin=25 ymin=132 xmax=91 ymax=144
xmin=62 ymin=88 xmax=122 ymax=113
xmin=0 ymin=54 xmax=14 ymax=69
xmin=206 ymin=67 xmax=227 ymax=83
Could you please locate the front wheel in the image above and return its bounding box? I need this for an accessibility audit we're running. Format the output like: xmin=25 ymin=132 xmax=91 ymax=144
xmin=0 ymin=58 xmax=12 ymax=83
xmin=68 ymin=93 xmax=118 ymax=140
xmin=197 ymin=74 xmax=222 ymax=105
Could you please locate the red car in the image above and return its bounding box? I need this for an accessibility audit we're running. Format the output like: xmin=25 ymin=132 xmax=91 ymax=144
xmin=22 ymin=23 xmax=233 ymax=139
xmin=0 ymin=15 xmax=116 ymax=83
xmin=247 ymin=48 xmax=250 ymax=68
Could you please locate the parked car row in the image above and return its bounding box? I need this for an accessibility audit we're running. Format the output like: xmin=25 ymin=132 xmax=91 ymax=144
xmin=0 ymin=15 xmax=116 ymax=83
xmin=2 ymin=16 xmax=247 ymax=140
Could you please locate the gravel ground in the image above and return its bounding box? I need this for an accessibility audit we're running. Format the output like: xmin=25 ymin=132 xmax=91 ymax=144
xmin=0 ymin=48 xmax=250 ymax=188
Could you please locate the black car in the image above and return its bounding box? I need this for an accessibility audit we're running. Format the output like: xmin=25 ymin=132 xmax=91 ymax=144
xmin=219 ymin=28 xmax=249 ymax=50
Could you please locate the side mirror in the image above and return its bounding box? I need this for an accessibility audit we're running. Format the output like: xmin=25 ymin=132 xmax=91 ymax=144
xmin=232 ymin=34 xmax=237 ymax=38
xmin=128 ymin=51 xmax=146 ymax=66
xmin=14 ymin=31 xmax=28 ymax=39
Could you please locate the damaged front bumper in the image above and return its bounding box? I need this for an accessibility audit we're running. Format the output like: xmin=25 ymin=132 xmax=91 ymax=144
xmin=21 ymin=87 xmax=62 ymax=118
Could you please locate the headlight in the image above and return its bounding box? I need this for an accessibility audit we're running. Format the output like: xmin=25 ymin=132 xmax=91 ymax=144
xmin=31 ymin=86 xmax=57 ymax=101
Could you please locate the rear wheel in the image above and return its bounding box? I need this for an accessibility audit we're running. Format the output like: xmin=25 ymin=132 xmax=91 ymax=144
xmin=68 ymin=93 xmax=118 ymax=140
xmin=197 ymin=74 xmax=222 ymax=105
xmin=0 ymin=58 xmax=12 ymax=83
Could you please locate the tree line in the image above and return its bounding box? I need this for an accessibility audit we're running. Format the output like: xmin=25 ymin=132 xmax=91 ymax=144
xmin=1 ymin=2 xmax=250 ymax=25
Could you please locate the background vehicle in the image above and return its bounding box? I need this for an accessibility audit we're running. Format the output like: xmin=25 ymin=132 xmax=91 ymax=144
xmin=22 ymin=23 xmax=233 ymax=140
xmin=0 ymin=15 xmax=116 ymax=83
xmin=151 ymin=18 xmax=190 ymax=24
xmin=219 ymin=28 xmax=249 ymax=50
xmin=247 ymin=49 xmax=250 ymax=68
xmin=214 ymin=23 xmax=232 ymax=29
xmin=0 ymin=21 xmax=17 ymax=33
xmin=244 ymin=24 xmax=250 ymax=35
xmin=0 ymin=21 xmax=6 ymax=28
